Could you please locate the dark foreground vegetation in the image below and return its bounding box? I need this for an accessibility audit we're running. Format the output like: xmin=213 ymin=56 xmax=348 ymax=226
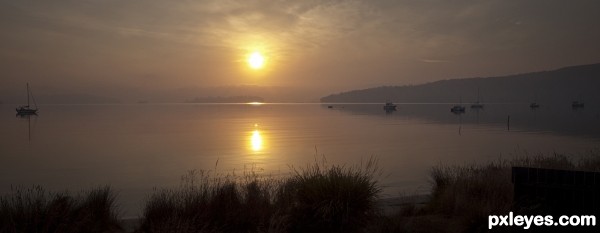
xmin=2 ymin=151 xmax=599 ymax=233
xmin=372 ymin=150 xmax=600 ymax=233
xmin=139 ymin=158 xmax=380 ymax=233
xmin=0 ymin=186 xmax=121 ymax=233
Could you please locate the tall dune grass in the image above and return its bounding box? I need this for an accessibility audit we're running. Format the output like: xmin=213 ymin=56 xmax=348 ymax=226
xmin=0 ymin=186 xmax=121 ymax=233
xmin=4 ymin=151 xmax=598 ymax=233
xmin=276 ymin=157 xmax=381 ymax=233
xmin=138 ymin=169 xmax=276 ymax=233
xmin=137 ymin=158 xmax=381 ymax=233
xmin=370 ymin=150 xmax=600 ymax=233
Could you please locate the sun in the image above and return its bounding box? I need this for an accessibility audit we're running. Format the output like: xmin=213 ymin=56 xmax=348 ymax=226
xmin=248 ymin=52 xmax=265 ymax=69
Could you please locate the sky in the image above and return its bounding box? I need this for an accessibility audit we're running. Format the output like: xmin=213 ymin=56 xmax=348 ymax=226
xmin=1 ymin=0 xmax=600 ymax=102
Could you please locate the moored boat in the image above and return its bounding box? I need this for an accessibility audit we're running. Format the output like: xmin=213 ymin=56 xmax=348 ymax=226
xmin=451 ymin=105 xmax=465 ymax=113
xmin=470 ymin=88 xmax=484 ymax=109
xmin=530 ymin=103 xmax=540 ymax=109
xmin=16 ymin=83 xmax=38 ymax=115
xmin=383 ymin=102 xmax=397 ymax=111
xmin=470 ymin=103 xmax=483 ymax=109
xmin=572 ymin=101 xmax=584 ymax=108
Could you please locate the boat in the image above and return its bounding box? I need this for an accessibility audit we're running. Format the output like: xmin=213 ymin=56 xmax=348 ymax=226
xmin=16 ymin=83 xmax=38 ymax=115
xmin=470 ymin=102 xmax=483 ymax=109
xmin=530 ymin=103 xmax=540 ymax=109
xmin=451 ymin=96 xmax=466 ymax=113
xmin=383 ymin=102 xmax=397 ymax=111
xmin=530 ymin=93 xmax=540 ymax=109
xmin=470 ymin=88 xmax=484 ymax=109
xmin=572 ymin=101 xmax=584 ymax=108
xmin=451 ymin=105 xmax=465 ymax=113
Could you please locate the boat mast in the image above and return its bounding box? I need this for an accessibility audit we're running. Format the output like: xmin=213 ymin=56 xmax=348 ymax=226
xmin=26 ymin=82 xmax=30 ymax=107
xmin=30 ymin=83 xmax=38 ymax=109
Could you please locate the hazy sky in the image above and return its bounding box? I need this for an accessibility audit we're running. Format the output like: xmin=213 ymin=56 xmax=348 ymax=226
xmin=1 ymin=0 xmax=600 ymax=101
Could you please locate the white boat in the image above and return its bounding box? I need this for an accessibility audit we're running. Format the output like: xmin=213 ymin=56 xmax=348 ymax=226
xmin=383 ymin=102 xmax=397 ymax=111
xmin=16 ymin=83 xmax=38 ymax=115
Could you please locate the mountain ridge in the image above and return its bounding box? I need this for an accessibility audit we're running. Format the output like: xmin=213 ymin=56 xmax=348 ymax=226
xmin=320 ymin=63 xmax=600 ymax=104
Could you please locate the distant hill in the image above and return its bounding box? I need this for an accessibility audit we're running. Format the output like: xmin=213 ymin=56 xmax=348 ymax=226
xmin=0 ymin=91 xmax=121 ymax=104
xmin=186 ymin=96 xmax=265 ymax=103
xmin=321 ymin=63 xmax=600 ymax=104
xmin=37 ymin=94 xmax=121 ymax=104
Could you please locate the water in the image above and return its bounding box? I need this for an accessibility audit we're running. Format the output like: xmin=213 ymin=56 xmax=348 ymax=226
xmin=1 ymin=103 xmax=599 ymax=217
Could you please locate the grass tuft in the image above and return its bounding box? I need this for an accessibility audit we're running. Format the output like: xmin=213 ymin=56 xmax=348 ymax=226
xmin=276 ymin=157 xmax=381 ymax=233
xmin=138 ymin=169 xmax=277 ymax=233
xmin=369 ymin=150 xmax=600 ymax=233
xmin=137 ymin=157 xmax=381 ymax=233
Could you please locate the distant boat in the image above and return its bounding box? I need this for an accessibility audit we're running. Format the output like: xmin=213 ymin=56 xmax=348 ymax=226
xmin=470 ymin=88 xmax=484 ymax=109
xmin=451 ymin=96 xmax=466 ymax=113
xmin=470 ymin=103 xmax=483 ymax=109
xmin=383 ymin=102 xmax=397 ymax=111
xmin=572 ymin=101 xmax=584 ymax=108
xmin=530 ymin=93 xmax=540 ymax=109
xmin=530 ymin=103 xmax=540 ymax=109
xmin=327 ymin=105 xmax=333 ymax=109
xmin=16 ymin=83 xmax=38 ymax=115
xmin=451 ymin=105 xmax=465 ymax=113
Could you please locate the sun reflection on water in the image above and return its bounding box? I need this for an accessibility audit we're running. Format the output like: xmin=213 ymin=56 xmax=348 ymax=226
xmin=251 ymin=129 xmax=263 ymax=152
xmin=248 ymin=123 xmax=266 ymax=153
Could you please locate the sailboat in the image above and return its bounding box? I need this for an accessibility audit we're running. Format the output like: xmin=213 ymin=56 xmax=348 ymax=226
xmin=383 ymin=102 xmax=397 ymax=111
xmin=572 ymin=101 xmax=584 ymax=108
xmin=530 ymin=102 xmax=540 ymax=109
xmin=470 ymin=88 xmax=483 ymax=109
xmin=451 ymin=96 xmax=466 ymax=113
xmin=16 ymin=83 xmax=38 ymax=115
xmin=529 ymin=93 xmax=540 ymax=109
xmin=451 ymin=105 xmax=465 ymax=113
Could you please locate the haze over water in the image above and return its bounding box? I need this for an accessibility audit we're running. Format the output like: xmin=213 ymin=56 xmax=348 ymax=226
xmin=1 ymin=103 xmax=599 ymax=217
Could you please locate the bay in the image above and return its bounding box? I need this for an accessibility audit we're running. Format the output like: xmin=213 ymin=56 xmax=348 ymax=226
xmin=1 ymin=103 xmax=599 ymax=217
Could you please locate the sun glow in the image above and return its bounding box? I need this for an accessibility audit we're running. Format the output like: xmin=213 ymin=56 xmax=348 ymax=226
xmin=251 ymin=129 xmax=263 ymax=151
xmin=248 ymin=52 xmax=265 ymax=69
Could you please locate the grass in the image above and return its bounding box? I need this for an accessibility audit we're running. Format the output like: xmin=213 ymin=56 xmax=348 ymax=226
xmin=275 ymin=157 xmax=381 ymax=233
xmin=138 ymin=169 xmax=277 ymax=233
xmin=3 ymin=151 xmax=599 ymax=232
xmin=0 ymin=185 xmax=121 ymax=233
xmin=137 ymin=157 xmax=381 ymax=233
xmin=369 ymin=150 xmax=600 ymax=233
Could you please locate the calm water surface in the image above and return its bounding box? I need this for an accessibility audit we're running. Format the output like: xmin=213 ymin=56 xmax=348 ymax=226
xmin=1 ymin=103 xmax=599 ymax=217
